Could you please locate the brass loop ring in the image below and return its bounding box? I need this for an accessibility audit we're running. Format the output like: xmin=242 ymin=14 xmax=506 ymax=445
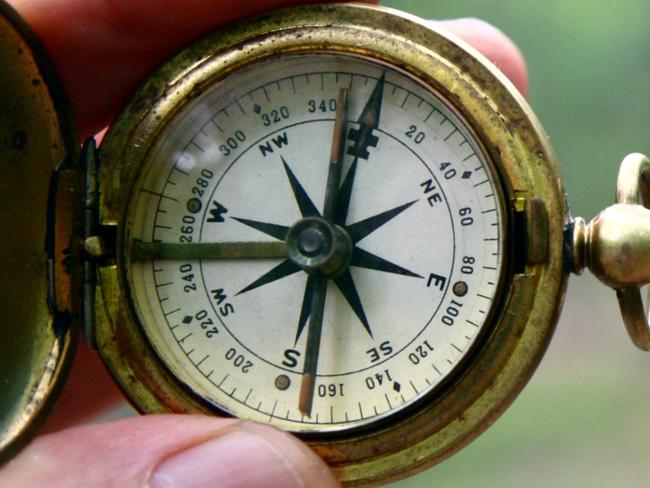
xmin=615 ymin=153 xmax=650 ymax=350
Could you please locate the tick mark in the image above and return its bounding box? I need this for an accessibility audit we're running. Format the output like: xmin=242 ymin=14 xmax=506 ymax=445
xmin=141 ymin=188 xmax=178 ymax=202
xmin=444 ymin=128 xmax=459 ymax=141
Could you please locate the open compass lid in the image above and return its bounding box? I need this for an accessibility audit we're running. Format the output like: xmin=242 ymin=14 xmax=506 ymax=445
xmin=0 ymin=1 xmax=79 ymax=461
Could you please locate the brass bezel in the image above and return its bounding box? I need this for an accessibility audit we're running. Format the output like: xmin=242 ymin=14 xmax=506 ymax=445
xmin=95 ymin=4 xmax=567 ymax=485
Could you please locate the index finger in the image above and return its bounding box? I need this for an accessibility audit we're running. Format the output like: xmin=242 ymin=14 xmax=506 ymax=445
xmin=9 ymin=0 xmax=372 ymax=136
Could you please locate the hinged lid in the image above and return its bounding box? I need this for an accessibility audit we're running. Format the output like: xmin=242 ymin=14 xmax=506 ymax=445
xmin=0 ymin=1 xmax=79 ymax=461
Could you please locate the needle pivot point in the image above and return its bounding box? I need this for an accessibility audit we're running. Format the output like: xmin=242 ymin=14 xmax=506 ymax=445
xmin=297 ymin=227 xmax=327 ymax=256
xmin=287 ymin=217 xmax=352 ymax=276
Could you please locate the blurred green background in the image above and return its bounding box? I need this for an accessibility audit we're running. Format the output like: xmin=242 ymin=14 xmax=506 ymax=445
xmin=380 ymin=0 xmax=650 ymax=487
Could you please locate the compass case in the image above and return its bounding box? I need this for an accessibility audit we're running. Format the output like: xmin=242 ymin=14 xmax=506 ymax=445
xmin=0 ymin=1 xmax=78 ymax=462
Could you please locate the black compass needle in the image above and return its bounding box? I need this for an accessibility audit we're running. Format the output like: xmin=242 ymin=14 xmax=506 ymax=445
xmin=294 ymin=275 xmax=316 ymax=345
xmin=336 ymin=72 xmax=385 ymax=226
xmin=299 ymin=88 xmax=348 ymax=416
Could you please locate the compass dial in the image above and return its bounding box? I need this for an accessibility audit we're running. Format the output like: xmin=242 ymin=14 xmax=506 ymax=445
xmin=127 ymin=53 xmax=505 ymax=433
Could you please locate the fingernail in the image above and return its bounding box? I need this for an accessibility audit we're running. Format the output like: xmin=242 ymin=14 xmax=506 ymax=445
xmin=151 ymin=431 xmax=305 ymax=488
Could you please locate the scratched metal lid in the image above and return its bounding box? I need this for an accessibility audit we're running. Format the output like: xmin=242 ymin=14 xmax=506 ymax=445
xmin=0 ymin=0 xmax=79 ymax=462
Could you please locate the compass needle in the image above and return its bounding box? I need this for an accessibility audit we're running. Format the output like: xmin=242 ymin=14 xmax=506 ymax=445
xmin=298 ymin=88 xmax=348 ymax=415
xmin=294 ymin=275 xmax=316 ymax=345
xmin=131 ymin=239 xmax=287 ymax=260
xmin=336 ymin=73 xmax=386 ymax=226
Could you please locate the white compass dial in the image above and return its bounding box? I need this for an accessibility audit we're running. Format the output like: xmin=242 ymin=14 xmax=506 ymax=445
xmin=127 ymin=53 xmax=505 ymax=433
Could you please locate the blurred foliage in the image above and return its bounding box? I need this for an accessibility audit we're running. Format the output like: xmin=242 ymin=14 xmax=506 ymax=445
xmin=380 ymin=1 xmax=650 ymax=486
xmin=384 ymin=0 xmax=649 ymax=219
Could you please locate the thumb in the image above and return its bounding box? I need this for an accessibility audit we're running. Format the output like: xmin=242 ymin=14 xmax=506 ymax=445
xmin=0 ymin=415 xmax=340 ymax=488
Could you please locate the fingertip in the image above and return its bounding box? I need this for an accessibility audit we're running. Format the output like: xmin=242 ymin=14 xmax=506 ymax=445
xmin=152 ymin=421 xmax=340 ymax=488
xmin=1 ymin=415 xmax=340 ymax=488
xmin=434 ymin=18 xmax=529 ymax=98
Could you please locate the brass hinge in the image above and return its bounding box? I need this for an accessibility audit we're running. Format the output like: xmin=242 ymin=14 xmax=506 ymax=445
xmin=512 ymin=195 xmax=549 ymax=273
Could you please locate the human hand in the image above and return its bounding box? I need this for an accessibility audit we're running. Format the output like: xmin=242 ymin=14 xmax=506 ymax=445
xmin=1 ymin=1 xmax=528 ymax=486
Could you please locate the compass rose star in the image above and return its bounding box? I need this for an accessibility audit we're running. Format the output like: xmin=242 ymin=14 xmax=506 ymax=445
xmin=233 ymin=156 xmax=421 ymax=342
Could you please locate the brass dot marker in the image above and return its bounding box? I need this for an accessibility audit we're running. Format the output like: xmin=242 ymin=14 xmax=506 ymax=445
xmin=186 ymin=197 xmax=202 ymax=214
xmin=453 ymin=281 xmax=468 ymax=297
xmin=275 ymin=374 xmax=291 ymax=391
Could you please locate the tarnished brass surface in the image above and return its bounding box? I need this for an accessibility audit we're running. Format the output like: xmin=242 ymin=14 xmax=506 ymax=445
xmin=94 ymin=4 xmax=568 ymax=485
xmin=573 ymin=153 xmax=650 ymax=350
xmin=0 ymin=1 xmax=78 ymax=462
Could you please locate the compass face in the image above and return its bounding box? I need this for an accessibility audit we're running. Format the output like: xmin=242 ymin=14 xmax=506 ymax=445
xmin=127 ymin=53 xmax=505 ymax=433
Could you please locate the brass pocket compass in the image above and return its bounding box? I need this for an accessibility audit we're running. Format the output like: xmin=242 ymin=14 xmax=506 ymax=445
xmin=1 ymin=2 xmax=649 ymax=485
